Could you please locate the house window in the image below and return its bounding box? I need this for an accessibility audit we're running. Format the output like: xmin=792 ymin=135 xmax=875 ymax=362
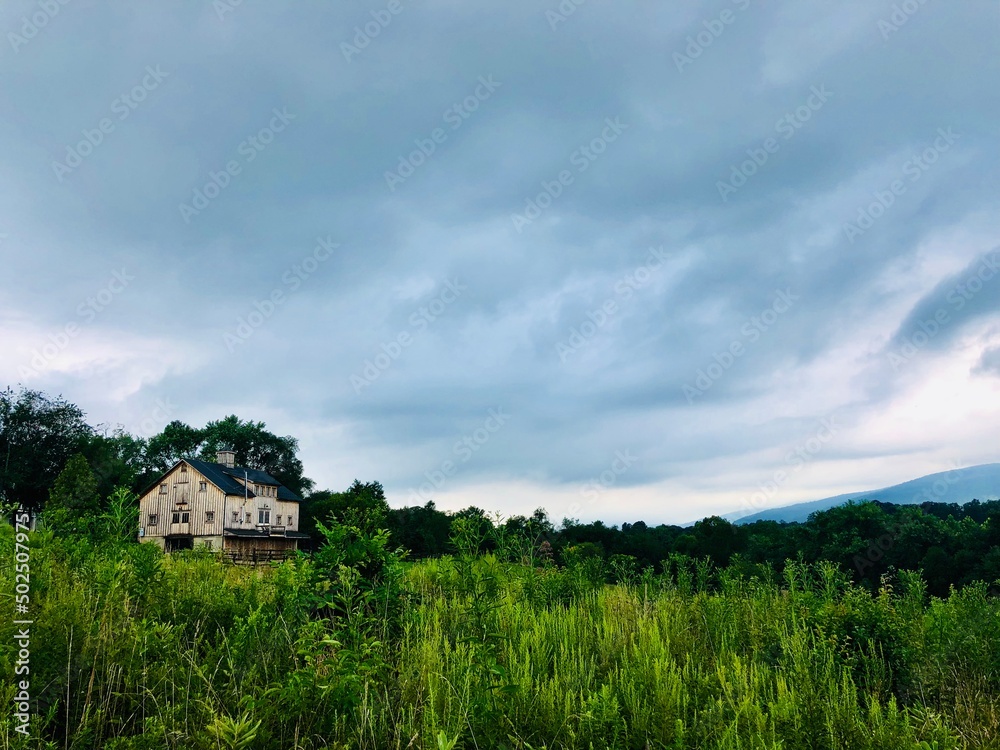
xmin=286 ymin=515 xmax=293 ymax=525
xmin=205 ymin=511 xmax=215 ymax=523
xmin=159 ymin=483 xmax=167 ymax=494
xmin=181 ymin=465 xmax=187 ymax=473
xmin=199 ymin=481 xmax=207 ymax=492
xmin=232 ymin=511 xmax=239 ymax=523
xmin=148 ymin=514 xmax=158 ymax=526
xmin=258 ymin=510 xmax=270 ymax=525
xmin=172 ymin=511 xmax=190 ymax=524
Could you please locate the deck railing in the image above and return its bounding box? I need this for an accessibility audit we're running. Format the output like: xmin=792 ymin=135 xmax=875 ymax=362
xmin=221 ymin=548 xmax=297 ymax=566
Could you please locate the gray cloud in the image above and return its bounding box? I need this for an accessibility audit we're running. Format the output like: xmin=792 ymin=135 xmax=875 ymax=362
xmin=882 ymin=249 xmax=1000 ymax=367
xmin=974 ymin=346 xmax=1000 ymax=377
xmin=3 ymin=0 xmax=1000 ymax=523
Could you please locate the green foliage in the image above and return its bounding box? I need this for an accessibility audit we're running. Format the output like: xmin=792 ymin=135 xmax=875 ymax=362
xmin=5 ymin=388 xmax=1000 ymax=747
xmin=0 ymin=386 xmax=91 ymax=509
xmin=41 ymin=453 xmax=100 ymax=535
xmin=101 ymin=486 xmax=140 ymax=546
xmin=199 ymin=415 xmax=314 ymax=497
xmin=79 ymin=428 xmax=147 ymax=505
xmin=145 ymin=415 xmax=314 ymax=497
xmin=301 ymin=480 xmax=389 ymax=544
xmin=3 ymin=515 xmax=1000 ymax=749
xmin=206 ymin=712 xmax=261 ymax=750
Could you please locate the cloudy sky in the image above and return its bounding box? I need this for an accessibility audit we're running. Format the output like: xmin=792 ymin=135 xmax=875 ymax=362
xmin=2 ymin=1 xmax=999 ymax=525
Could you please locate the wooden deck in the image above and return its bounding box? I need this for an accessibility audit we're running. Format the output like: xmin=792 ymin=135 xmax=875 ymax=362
xmin=221 ymin=548 xmax=298 ymax=566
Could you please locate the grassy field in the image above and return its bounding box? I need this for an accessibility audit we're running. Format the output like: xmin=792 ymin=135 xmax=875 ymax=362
xmin=2 ymin=520 xmax=1000 ymax=749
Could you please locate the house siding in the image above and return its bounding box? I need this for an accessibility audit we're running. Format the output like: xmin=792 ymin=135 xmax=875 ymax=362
xmin=138 ymin=459 xmax=302 ymax=553
xmin=139 ymin=463 xmax=227 ymax=540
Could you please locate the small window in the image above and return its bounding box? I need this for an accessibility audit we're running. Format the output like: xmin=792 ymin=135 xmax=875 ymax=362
xmin=205 ymin=511 xmax=215 ymax=523
xmin=181 ymin=511 xmax=189 ymax=523
xmin=180 ymin=465 xmax=187 ymax=473
xmin=171 ymin=511 xmax=180 ymax=524
xmin=159 ymin=483 xmax=167 ymax=494
xmin=148 ymin=514 xmax=158 ymax=526
xmin=232 ymin=511 xmax=239 ymax=523
xmin=172 ymin=511 xmax=190 ymax=524
xmin=199 ymin=481 xmax=207 ymax=491
xmin=258 ymin=510 xmax=270 ymax=525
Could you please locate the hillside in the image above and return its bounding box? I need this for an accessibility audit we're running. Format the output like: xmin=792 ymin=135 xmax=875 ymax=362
xmin=732 ymin=462 xmax=1000 ymax=524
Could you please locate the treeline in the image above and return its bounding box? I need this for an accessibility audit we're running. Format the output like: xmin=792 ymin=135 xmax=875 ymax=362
xmin=377 ymin=497 xmax=1000 ymax=597
xmin=3 ymin=386 xmax=999 ymax=598
xmin=0 ymin=387 xmax=312 ymax=508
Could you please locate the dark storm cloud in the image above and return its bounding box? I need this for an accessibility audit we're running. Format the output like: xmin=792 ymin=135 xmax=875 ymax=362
xmin=887 ymin=248 xmax=1000 ymax=356
xmin=974 ymin=346 xmax=1000 ymax=378
xmin=2 ymin=0 xmax=999 ymax=521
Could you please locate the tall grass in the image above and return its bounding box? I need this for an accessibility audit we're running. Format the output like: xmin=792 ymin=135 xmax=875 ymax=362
xmin=1 ymin=521 xmax=999 ymax=749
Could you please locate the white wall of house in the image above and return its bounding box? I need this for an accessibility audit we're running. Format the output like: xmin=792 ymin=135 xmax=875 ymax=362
xmin=139 ymin=463 xmax=226 ymax=542
xmin=138 ymin=460 xmax=301 ymax=551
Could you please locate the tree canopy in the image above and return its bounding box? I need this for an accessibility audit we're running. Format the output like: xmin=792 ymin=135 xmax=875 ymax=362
xmin=0 ymin=387 xmax=92 ymax=509
xmin=145 ymin=415 xmax=313 ymax=496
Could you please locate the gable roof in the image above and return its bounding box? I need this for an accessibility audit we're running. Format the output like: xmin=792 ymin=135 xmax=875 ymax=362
xmin=141 ymin=458 xmax=302 ymax=502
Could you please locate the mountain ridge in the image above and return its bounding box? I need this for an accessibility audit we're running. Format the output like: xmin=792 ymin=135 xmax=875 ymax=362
xmin=728 ymin=463 xmax=1000 ymax=525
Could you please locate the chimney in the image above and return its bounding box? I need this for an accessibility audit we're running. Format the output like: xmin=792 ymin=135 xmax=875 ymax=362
xmin=216 ymin=448 xmax=236 ymax=468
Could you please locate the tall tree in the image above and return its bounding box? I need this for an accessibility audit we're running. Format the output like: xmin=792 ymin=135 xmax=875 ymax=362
xmin=301 ymin=480 xmax=388 ymax=543
xmin=199 ymin=415 xmax=313 ymax=497
xmin=0 ymin=387 xmax=92 ymax=510
xmin=79 ymin=428 xmax=149 ymax=499
xmin=140 ymin=416 xmax=314 ymax=497
xmin=144 ymin=420 xmax=204 ymax=474
xmin=43 ymin=453 xmax=101 ymax=535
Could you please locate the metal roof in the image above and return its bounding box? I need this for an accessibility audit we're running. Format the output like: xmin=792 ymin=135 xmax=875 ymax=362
xmin=142 ymin=457 xmax=302 ymax=502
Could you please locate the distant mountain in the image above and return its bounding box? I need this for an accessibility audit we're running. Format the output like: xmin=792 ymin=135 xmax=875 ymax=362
xmin=731 ymin=463 xmax=1000 ymax=525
